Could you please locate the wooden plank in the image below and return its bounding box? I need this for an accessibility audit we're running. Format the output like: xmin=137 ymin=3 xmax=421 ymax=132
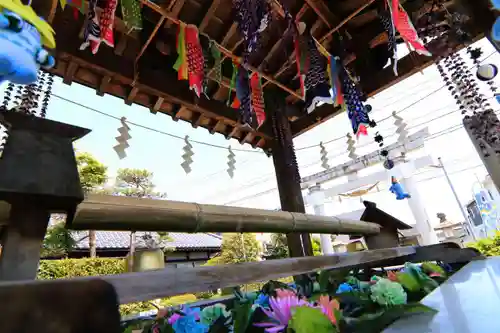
xmin=0 ymin=247 xmax=416 ymax=304
xmin=64 ymin=194 xmax=381 ymax=234
xmin=62 ymin=61 xmax=78 ymax=85
xmin=124 ymin=87 xmax=139 ymax=106
xmin=96 ymin=75 xmax=111 ymax=96
xmin=151 ymin=96 xmax=164 ymax=114
xmin=114 ymin=34 xmax=128 ymax=56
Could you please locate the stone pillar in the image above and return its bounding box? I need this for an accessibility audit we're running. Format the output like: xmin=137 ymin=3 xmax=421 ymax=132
xmin=400 ymin=177 xmax=439 ymax=245
xmin=308 ymin=185 xmax=334 ymax=254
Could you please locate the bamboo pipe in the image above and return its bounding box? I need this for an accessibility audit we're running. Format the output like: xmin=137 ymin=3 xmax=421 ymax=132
xmin=67 ymin=194 xmax=381 ymax=234
xmin=139 ymin=0 xmax=303 ymax=100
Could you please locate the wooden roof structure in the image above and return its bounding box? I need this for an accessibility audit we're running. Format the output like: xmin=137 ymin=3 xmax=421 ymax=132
xmin=31 ymin=0 xmax=490 ymax=151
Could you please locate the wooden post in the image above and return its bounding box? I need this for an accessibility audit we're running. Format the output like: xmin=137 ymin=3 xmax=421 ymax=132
xmin=0 ymin=205 xmax=50 ymax=280
xmin=269 ymin=91 xmax=313 ymax=257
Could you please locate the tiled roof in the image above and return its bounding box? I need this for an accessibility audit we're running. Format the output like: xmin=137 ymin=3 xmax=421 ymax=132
xmin=72 ymin=231 xmax=222 ymax=251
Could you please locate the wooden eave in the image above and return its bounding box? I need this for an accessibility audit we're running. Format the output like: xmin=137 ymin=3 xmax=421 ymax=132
xmin=34 ymin=0 xmax=482 ymax=151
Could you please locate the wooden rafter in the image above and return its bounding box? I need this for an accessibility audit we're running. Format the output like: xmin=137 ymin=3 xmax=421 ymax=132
xmin=135 ymin=17 xmax=166 ymax=66
xmin=139 ymin=0 xmax=302 ymax=99
xmin=199 ymin=0 xmax=222 ymax=32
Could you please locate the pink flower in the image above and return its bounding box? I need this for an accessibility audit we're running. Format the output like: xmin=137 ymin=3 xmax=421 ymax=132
xmin=275 ymin=289 xmax=297 ymax=298
xmin=255 ymin=294 xmax=309 ymax=333
xmin=168 ymin=313 xmax=181 ymax=325
xmin=319 ymin=295 xmax=340 ymax=326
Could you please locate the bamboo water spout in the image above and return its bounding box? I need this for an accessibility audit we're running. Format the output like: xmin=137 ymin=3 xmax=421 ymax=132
xmin=67 ymin=194 xmax=381 ymax=234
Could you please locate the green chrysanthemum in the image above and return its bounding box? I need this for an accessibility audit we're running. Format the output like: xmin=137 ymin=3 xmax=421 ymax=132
xmin=370 ymin=277 xmax=407 ymax=306
xmin=200 ymin=304 xmax=231 ymax=326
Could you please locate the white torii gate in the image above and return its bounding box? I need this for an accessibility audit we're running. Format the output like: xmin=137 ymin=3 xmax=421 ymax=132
xmin=302 ymin=128 xmax=439 ymax=253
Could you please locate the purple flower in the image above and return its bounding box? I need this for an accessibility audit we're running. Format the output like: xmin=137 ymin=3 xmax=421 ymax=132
xmin=255 ymin=295 xmax=310 ymax=333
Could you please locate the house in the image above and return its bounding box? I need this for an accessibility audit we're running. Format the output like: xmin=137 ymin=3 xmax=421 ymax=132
xmin=68 ymin=231 xmax=222 ymax=268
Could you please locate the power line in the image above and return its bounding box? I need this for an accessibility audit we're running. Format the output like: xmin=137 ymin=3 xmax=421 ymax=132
xmin=218 ymin=122 xmax=480 ymax=205
xmin=51 ymin=93 xmax=264 ymax=154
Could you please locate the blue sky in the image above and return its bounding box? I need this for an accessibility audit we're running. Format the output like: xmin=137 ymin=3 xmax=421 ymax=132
xmin=1 ymin=38 xmax=498 ymax=228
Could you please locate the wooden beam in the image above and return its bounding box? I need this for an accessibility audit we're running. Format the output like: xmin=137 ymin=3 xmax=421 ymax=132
xmin=51 ymin=15 xmax=274 ymax=141
xmin=124 ymin=87 xmax=139 ymax=106
xmin=151 ymin=96 xmax=164 ymax=114
xmin=0 ymin=247 xmax=418 ymax=304
xmin=62 ymin=61 xmax=78 ymax=85
xmin=114 ymin=34 xmax=128 ymax=56
xmin=191 ymin=112 xmax=202 ymax=128
xmin=164 ymin=0 xmax=186 ymax=29
xmin=96 ymin=75 xmax=111 ymax=96
xmin=135 ymin=17 xmax=166 ymax=65
xmin=199 ymin=0 xmax=221 ymax=32
xmin=304 ymin=0 xmax=337 ymax=29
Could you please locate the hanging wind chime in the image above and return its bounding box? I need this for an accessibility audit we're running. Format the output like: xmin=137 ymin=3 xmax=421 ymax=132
xmin=0 ymin=70 xmax=55 ymax=155
xmin=113 ymin=117 xmax=131 ymax=159
xmin=181 ymin=135 xmax=194 ymax=174
xmin=227 ymin=146 xmax=236 ymax=178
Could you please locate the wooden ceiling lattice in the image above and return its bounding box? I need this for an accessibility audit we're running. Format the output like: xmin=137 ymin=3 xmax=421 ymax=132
xmin=33 ymin=0 xmax=482 ymax=151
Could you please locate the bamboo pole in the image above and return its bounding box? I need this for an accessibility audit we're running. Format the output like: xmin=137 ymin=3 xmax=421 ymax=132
xmin=64 ymin=194 xmax=381 ymax=234
xmin=139 ymin=0 xmax=303 ymax=100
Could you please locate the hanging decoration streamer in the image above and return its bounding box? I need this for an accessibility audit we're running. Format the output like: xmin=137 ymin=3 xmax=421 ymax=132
xmin=390 ymin=0 xmax=430 ymax=57
xmin=294 ymin=26 xmax=309 ymax=100
xmin=181 ymin=135 xmax=194 ymax=174
xmin=80 ymin=0 xmax=101 ymax=54
xmin=227 ymin=62 xmax=238 ymax=106
xmin=113 ymin=117 xmax=131 ymax=159
xmin=235 ymin=66 xmax=252 ymax=127
xmin=98 ymin=0 xmax=118 ymax=50
xmin=250 ymin=72 xmax=266 ymax=128
xmin=319 ymin=142 xmax=329 ymax=169
xmin=121 ymin=0 xmax=142 ymax=31
xmin=174 ymin=23 xmax=188 ymax=81
xmin=379 ymin=5 xmax=398 ymax=75
xmin=339 ymin=182 xmax=379 ymax=197
xmin=339 ymin=67 xmax=370 ymax=137
xmin=346 ymin=133 xmax=357 ymax=159
xmin=199 ymin=34 xmax=212 ymax=98
xmin=227 ymin=146 xmax=236 ymax=178
xmin=232 ymin=0 xmax=271 ymax=57
xmin=315 ymin=39 xmax=343 ymax=106
xmin=303 ymin=34 xmax=332 ymax=114
xmin=210 ymin=41 xmax=222 ymax=85
xmin=185 ymin=25 xmax=205 ymax=98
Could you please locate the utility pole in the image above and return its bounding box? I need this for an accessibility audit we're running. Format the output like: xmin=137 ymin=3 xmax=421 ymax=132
xmin=438 ymin=157 xmax=477 ymax=240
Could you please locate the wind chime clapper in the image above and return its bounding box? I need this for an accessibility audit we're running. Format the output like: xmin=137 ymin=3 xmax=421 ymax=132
xmin=181 ymin=135 xmax=194 ymax=174
xmin=113 ymin=117 xmax=131 ymax=160
xmin=346 ymin=133 xmax=357 ymax=160
xmin=319 ymin=142 xmax=330 ymax=170
xmin=227 ymin=146 xmax=236 ymax=178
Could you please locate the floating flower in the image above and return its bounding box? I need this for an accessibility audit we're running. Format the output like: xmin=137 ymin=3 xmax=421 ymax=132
xmin=255 ymin=293 xmax=310 ymax=333
xmin=318 ymin=295 xmax=340 ymax=326
xmin=255 ymin=293 xmax=270 ymax=308
xmin=276 ymin=288 xmax=297 ymax=298
xmin=336 ymin=282 xmax=354 ymax=294
xmin=370 ymin=278 xmax=407 ymax=306
xmin=168 ymin=313 xmax=182 ymax=325
xmin=387 ymin=271 xmax=398 ymax=282
xmin=201 ymin=304 xmax=230 ymax=326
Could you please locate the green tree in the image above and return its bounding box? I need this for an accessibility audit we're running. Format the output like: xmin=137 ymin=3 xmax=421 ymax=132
xmin=76 ymin=152 xmax=108 ymax=257
xmin=42 ymin=152 xmax=108 ymax=258
xmin=264 ymin=233 xmax=323 ymax=258
xmin=207 ymin=233 xmax=260 ymax=265
xmin=265 ymin=233 xmax=289 ymax=259
xmin=115 ymin=168 xmax=165 ymax=198
xmin=467 ymin=231 xmax=500 ymax=256
xmin=113 ymin=168 xmax=167 ymax=268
